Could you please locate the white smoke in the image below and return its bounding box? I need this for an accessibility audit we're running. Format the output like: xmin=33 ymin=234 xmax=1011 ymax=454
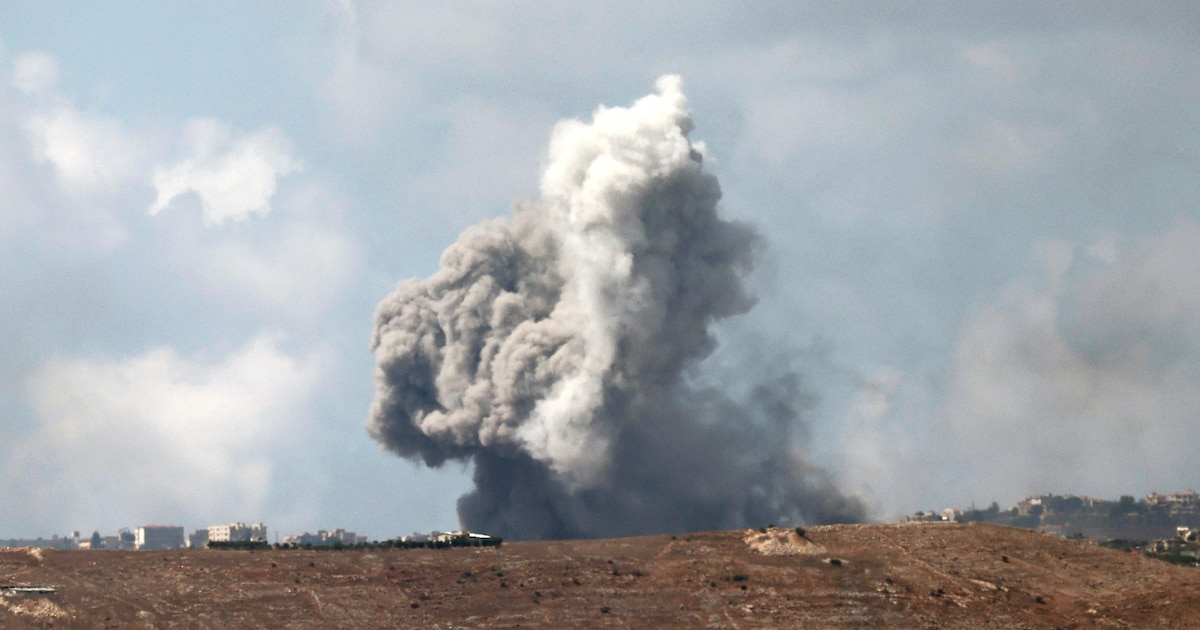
xmin=368 ymin=76 xmax=864 ymax=539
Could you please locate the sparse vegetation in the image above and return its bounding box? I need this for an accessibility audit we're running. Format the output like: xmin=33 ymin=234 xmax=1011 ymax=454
xmin=4 ymin=524 xmax=1200 ymax=627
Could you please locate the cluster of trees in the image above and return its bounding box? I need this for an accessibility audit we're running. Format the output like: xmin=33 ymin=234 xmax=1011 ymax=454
xmin=206 ymin=540 xmax=270 ymax=550
xmin=956 ymin=502 xmax=1004 ymax=524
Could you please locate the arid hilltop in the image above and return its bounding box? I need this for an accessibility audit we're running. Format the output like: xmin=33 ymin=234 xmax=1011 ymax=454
xmin=3 ymin=522 xmax=1199 ymax=628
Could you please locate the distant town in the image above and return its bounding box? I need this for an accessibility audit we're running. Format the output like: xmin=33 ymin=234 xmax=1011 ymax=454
xmin=907 ymin=489 xmax=1200 ymax=564
xmin=0 ymin=521 xmax=494 ymax=551
xmin=907 ymin=489 xmax=1200 ymax=537
xmin=5 ymin=490 xmax=1200 ymax=555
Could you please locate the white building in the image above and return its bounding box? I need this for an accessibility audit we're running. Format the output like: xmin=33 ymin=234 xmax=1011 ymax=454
xmin=135 ymin=525 xmax=185 ymax=550
xmin=207 ymin=522 xmax=267 ymax=543
xmin=433 ymin=530 xmax=494 ymax=543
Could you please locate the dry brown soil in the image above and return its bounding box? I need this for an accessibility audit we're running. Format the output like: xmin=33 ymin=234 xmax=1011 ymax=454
xmin=3 ymin=522 xmax=1199 ymax=628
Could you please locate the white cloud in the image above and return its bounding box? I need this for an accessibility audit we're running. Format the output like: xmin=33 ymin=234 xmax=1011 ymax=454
xmin=6 ymin=335 xmax=322 ymax=530
xmin=23 ymin=104 xmax=148 ymax=197
xmin=13 ymin=51 xmax=147 ymax=197
xmin=1 ymin=50 xmax=149 ymax=251
xmin=149 ymin=118 xmax=301 ymax=226
xmin=12 ymin=51 xmax=58 ymax=96
xmin=6 ymin=51 xmax=307 ymax=251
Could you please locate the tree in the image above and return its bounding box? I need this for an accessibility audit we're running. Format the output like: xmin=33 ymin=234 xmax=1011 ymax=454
xmin=90 ymin=531 xmax=102 ymax=550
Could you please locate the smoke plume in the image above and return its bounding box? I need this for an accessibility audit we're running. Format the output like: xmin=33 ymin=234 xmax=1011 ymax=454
xmin=368 ymin=76 xmax=865 ymax=539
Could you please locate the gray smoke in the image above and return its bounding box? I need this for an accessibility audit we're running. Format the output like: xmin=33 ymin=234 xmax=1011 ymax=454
xmin=368 ymin=76 xmax=865 ymax=539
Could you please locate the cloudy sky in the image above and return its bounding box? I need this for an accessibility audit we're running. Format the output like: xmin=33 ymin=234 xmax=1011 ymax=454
xmin=1 ymin=2 xmax=1198 ymax=539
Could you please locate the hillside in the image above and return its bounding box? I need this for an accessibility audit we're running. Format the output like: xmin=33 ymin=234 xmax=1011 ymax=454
xmin=3 ymin=522 xmax=1200 ymax=628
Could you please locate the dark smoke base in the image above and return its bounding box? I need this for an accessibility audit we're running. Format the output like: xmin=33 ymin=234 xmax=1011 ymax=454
xmin=459 ymin=374 xmax=867 ymax=540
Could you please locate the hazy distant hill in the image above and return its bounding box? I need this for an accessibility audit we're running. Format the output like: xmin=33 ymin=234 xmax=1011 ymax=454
xmin=946 ymin=491 xmax=1200 ymax=541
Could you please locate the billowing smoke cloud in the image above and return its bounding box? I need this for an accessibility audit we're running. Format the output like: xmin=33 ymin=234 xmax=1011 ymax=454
xmin=368 ymin=76 xmax=865 ymax=539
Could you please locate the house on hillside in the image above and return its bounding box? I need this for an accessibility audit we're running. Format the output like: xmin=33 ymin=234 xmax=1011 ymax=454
xmin=1017 ymin=497 xmax=1043 ymax=517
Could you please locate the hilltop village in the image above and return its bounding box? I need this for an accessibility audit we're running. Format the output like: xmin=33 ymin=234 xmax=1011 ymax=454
xmin=909 ymin=489 xmax=1200 ymax=563
xmin=910 ymin=489 xmax=1200 ymax=538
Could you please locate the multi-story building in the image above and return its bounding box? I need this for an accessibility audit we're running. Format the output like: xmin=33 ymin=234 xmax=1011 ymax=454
xmin=135 ymin=526 xmax=185 ymax=550
xmin=207 ymin=522 xmax=267 ymax=543
xmin=1149 ymin=490 xmax=1199 ymax=506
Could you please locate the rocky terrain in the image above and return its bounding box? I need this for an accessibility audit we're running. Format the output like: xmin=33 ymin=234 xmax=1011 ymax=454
xmin=3 ymin=522 xmax=1200 ymax=628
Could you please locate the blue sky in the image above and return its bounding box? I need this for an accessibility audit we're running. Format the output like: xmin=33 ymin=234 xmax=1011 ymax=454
xmin=2 ymin=2 xmax=1199 ymax=539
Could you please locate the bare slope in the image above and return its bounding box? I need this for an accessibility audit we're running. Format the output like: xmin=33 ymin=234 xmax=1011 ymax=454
xmin=2 ymin=523 xmax=1199 ymax=628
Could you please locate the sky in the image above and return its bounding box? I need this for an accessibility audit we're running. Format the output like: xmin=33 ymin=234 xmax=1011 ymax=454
xmin=1 ymin=2 xmax=1199 ymax=539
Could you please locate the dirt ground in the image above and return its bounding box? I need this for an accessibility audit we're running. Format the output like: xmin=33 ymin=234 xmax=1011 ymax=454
xmin=2 ymin=522 xmax=1199 ymax=628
